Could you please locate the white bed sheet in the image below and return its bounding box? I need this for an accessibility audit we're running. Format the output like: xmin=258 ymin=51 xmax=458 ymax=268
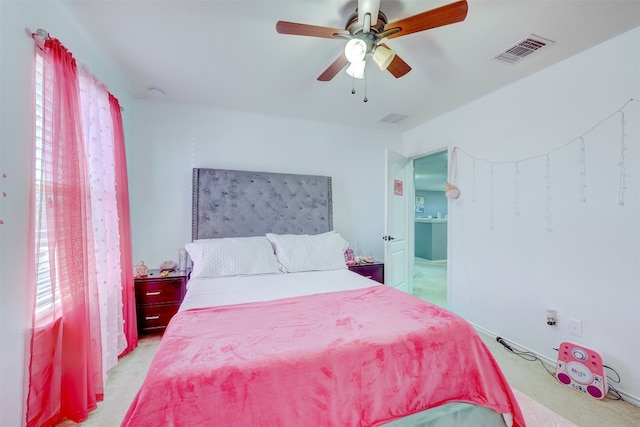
xmin=179 ymin=268 xmax=379 ymax=311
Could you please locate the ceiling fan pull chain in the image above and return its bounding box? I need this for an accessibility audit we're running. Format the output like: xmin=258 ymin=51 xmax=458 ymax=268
xmin=363 ymin=73 xmax=368 ymax=103
xmin=351 ymin=75 xmax=356 ymax=95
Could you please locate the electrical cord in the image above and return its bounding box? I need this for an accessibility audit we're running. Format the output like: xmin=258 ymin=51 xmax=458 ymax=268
xmin=604 ymin=364 xmax=624 ymax=401
xmin=496 ymin=336 xmax=556 ymax=376
xmin=495 ymin=337 xmax=625 ymax=401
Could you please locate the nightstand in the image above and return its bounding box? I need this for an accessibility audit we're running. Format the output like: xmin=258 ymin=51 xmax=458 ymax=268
xmin=348 ymin=262 xmax=384 ymax=284
xmin=135 ymin=269 xmax=188 ymax=334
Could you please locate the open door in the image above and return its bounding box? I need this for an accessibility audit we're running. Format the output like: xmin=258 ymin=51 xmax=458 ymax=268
xmin=384 ymin=149 xmax=412 ymax=293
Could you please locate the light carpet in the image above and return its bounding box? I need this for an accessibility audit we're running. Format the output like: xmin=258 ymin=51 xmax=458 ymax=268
xmin=512 ymin=389 xmax=577 ymax=427
xmin=412 ymin=257 xmax=447 ymax=308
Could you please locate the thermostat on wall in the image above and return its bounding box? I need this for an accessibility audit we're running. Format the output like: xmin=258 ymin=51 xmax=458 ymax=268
xmin=555 ymin=341 xmax=606 ymax=399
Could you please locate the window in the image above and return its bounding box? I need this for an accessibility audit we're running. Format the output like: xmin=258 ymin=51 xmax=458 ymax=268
xmin=33 ymin=51 xmax=58 ymax=318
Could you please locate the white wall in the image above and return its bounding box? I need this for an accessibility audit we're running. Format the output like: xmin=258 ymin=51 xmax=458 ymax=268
xmin=127 ymin=101 xmax=402 ymax=268
xmin=0 ymin=2 xmax=133 ymax=426
xmin=404 ymin=27 xmax=640 ymax=401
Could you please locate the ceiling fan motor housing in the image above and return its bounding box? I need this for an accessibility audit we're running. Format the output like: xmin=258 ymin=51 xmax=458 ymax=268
xmin=346 ymin=9 xmax=388 ymax=35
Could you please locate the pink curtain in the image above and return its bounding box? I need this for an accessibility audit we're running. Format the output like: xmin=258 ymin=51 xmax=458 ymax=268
xmin=78 ymin=64 xmax=129 ymax=376
xmin=26 ymin=38 xmax=103 ymax=427
xmin=111 ymin=94 xmax=138 ymax=355
xmin=26 ymin=36 xmax=136 ymax=426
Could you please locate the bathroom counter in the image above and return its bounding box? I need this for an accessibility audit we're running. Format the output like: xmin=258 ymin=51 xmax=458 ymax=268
xmin=415 ymin=218 xmax=447 ymax=223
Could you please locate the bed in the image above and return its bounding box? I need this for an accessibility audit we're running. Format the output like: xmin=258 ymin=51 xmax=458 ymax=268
xmin=121 ymin=168 xmax=525 ymax=427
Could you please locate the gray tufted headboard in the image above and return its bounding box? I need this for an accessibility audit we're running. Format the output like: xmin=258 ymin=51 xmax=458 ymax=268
xmin=192 ymin=168 xmax=333 ymax=240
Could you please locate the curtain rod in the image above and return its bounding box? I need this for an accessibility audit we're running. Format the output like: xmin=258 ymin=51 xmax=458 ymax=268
xmin=33 ymin=28 xmax=49 ymax=39
xmin=26 ymin=27 xmax=125 ymax=112
xmin=27 ymin=27 xmax=49 ymax=41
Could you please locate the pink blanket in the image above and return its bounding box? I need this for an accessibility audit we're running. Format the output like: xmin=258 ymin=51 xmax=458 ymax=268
xmin=122 ymin=286 xmax=525 ymax=426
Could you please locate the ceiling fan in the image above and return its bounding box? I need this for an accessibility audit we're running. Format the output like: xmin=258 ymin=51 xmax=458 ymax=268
xmin=276 ymin=0 xmax=468 ymax=81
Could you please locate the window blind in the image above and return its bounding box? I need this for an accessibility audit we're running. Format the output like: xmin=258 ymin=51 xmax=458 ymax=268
xmin=34 ymin=51 xmax=58 ymax=317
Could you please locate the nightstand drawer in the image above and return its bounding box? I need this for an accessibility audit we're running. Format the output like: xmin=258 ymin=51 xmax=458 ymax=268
xmin=137 ymin=304 xmax=180 ymax=332
xmin=135 ymin=279 xmax=184 ymax=305
xmin=348 ymin=262 xmax=384 ymax=284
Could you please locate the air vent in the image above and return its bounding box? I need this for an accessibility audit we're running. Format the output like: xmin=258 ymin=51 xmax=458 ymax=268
xmin=494 ymin=34 xmax=555 ymax=64
xmin=378 ymin=113 xmax=409 ymax=123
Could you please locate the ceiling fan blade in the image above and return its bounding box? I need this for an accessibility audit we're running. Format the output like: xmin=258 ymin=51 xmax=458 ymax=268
xmin=276 ymin=21 xmax=349 ymax=39
xmin=383 ymin=0 xmax=468 ymax=40
xmin=382 ymin=45 xmax=411 ymax=78
xmin=317 ymin=54 xmax=349 ymax=81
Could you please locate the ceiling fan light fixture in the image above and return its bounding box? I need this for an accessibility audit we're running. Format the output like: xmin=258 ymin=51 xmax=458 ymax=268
xmin=372 ymin=45 xmax=396 ymax=71
xmin=346 ymin=60 xmax=365 ymax=79
xmin=344 ymin=39 xmax=367 ymax=63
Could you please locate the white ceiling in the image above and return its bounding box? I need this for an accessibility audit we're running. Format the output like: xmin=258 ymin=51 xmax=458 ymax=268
xmin=60 ymin=0 xmax=640 ymax=132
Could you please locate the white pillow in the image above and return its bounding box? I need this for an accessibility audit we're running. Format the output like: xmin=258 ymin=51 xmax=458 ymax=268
xmin=185 ymin=236 xmax=281 ymax=278
xmin=266 ymin=231 xmax=348 ymax=273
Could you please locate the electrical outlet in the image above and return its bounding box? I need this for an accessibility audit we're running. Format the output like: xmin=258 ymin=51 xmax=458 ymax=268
xmin=546 ymin=309 xmax=558 ymax=326
xmin=568 ymin=318 xmax=582 ymax=337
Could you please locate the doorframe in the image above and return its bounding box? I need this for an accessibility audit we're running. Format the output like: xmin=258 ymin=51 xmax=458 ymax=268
xmin=408 ymin=146 xmax=451 ymax=305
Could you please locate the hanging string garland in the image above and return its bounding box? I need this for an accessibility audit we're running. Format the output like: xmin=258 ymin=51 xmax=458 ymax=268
xmin=452 ymin=98 xmax=637 ymax=230
xmin=545 ymin=155 xmax=552 ymax=232
xmin=618 ymin=111 xmax=627 ymax=206
xmin=579 ymin=137 xmax=587 ymax=203
xmin=489 ymin=163 xmax=496 ymax=230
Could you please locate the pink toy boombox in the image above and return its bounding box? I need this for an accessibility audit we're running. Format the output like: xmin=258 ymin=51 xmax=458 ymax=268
xmin=555 ymin=341 xmax=606 ymax=399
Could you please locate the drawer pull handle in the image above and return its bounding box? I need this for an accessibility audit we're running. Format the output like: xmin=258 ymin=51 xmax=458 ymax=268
xmin=146 ymin=291 xmax=161 ymax=296
xmin=145 ymin=315 xmax=160 ymax=320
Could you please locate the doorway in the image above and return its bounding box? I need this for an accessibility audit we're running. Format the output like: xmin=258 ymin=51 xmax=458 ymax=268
xmin=412 ymin=150 xmax=448 ymax=307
